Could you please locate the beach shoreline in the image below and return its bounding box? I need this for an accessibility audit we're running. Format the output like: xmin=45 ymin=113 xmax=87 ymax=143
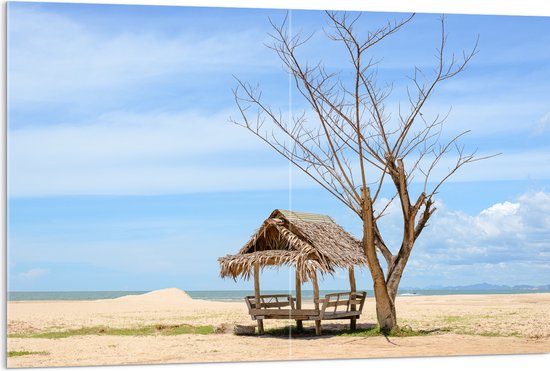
xmin=7 ymin=288 xmax=550 ymax=368
xmin=8 ymin=288 xmax=550 ymax=302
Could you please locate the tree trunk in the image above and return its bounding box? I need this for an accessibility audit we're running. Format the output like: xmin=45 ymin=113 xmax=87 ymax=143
xmin=362 ymin=190 xmax=397 ymax=332
xmin=386 ymin=251 xmax=409 ymax=301
xmin=372 ymin=277 xmax=396 ymax=331
xmin=386 ymin=222 xmax=416 ymax=301
xmin=363 ymin=241 xmax=396 ymax=330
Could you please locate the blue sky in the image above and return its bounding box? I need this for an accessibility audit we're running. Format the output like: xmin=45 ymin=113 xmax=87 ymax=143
xmin=7 ymin=2 xmax=550 ymax=291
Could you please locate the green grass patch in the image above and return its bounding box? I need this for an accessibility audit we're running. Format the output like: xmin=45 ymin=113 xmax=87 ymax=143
xmin=478 ymin=331 xmax=503 ymax=337
xmin=10 ymin=324 xmax=214 ymax=339
xmin=480 ymin=330 xmax=522 ymax=337
xmin=154 ymin=324 xmax=214 ymax=335
xmin=457 ymin=329 xmax=523 ymax=337
xmin=7 ymin=351 xmax=49 ymax=358
xmin=441 ymin=315 xmax=466 ymax=323
xmin=338 ymin=325 xmax=432 ymax=337
xmin=336 ymin=327 xmax=382 ymax=337
xmin=262 ymin=324 xmax=433 ymax=338
xmin=263 ymin=325 xmax=317 ymax=336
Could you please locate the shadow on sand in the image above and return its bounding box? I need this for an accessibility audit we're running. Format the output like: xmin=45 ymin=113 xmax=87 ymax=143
xmin=250 ymin=322 xmax=444 ymax=342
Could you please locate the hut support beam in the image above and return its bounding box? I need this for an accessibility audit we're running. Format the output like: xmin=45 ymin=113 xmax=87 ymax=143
xmin=295 ymin=269 xmax=303 ymax=331
xmin=254 ymin=262 xmax=264 ymax=335
xmin=312 ymin=270 xmax=321 ymax=335
xmin=349 ymin=267 xmax=357 ymax=331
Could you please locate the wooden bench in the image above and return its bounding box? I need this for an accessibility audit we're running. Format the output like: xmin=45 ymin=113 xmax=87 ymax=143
xmin=244 ymin=291 xmax=367 ymax=335
xmin=316 ymin=291 xmax=366 ymax=320
xmin=245 ymin=294 xmax=295 ymax=311
xmin=245 ymin=294 xmax=317 ymax=319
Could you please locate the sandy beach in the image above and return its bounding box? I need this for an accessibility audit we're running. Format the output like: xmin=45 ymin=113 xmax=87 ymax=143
xmin=7 ymin=288 xmax=550 ymax=368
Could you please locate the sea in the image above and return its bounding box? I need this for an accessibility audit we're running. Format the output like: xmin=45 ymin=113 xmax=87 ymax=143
xmin=7 ymin=289 xmax=550 ymax=302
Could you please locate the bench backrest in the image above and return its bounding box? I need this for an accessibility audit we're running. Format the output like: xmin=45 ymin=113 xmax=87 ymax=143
xmin=320 ymin=291 xmax=367 ymax=317
xmin=245 ymin=294 xmax=295 ymax=312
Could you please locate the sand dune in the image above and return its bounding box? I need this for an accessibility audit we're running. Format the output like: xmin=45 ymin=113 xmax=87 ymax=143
xmin=108 ymin=288 xmax=193 ymax=304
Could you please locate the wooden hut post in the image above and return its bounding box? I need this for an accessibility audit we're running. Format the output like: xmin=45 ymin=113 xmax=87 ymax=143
xmin=312 ymin=270 xmax=321 ymax=335
xmin=349 ymin=266 xmax=357 ymax=331
xmin=295 ymin=268 xmax=303 ymax=331
xmin=254 ymin=261 xmax=264 ymax=335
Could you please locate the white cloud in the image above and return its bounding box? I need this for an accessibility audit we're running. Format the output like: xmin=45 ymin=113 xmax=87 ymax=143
xmin=10 ymin=110 xmax=258 ymax=162
xmin=480 ymin=201 xmax=519 ymax=217
xmin=408 ymin=149 xmax=550 ymax=183
xmin=6 ymin=6 xmax=550 ymax=197
xmin=370 ymin=191 xmax=550 ymax=286
xmin=8 ymin=106 xmax=550 ymax=197
xmin=8 ymin=6 xmax=275 ymax=105
xmin=416 ymin=192 xmax=550 ymax=265
xmin=477 ymin=201 xmax=521 ymax=237
xmin=8 ymin=109 xmax=317 ymax=196
xmin=534 ymin=112 xmax=550 ymax=135
xmin=15 ymin=268 xmax=49 ymax=281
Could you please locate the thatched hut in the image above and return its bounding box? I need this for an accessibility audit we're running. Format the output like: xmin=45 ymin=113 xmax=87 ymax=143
xmin=218 ymin=209 xmax=367 ymax=335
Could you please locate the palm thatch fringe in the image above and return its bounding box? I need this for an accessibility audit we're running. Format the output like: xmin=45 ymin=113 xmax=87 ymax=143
xmin=219 ymin=250 xmax=326 ymax=282
xmin=218 ymin=209 xmax=366 ymax=282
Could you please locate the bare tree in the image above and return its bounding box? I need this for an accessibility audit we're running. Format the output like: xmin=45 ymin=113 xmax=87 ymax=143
xmin=231 ymin=11 xmax=496 ymax=331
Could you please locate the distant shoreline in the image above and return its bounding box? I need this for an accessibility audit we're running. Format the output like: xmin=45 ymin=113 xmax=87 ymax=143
xmin=8 ymin=289 xmax=550 ymax=302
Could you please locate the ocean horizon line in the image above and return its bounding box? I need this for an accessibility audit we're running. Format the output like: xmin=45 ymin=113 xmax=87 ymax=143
xmin=8 ymin=288 xmax=550 ymax=302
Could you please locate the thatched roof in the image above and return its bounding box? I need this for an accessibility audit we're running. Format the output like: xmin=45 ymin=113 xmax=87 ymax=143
xmin=218 ymin=209 xmax=366 ymax=282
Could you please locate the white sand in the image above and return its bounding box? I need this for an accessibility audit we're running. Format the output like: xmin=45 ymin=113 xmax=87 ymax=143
xmin=7 ymin=289 xmax=550 ymax=368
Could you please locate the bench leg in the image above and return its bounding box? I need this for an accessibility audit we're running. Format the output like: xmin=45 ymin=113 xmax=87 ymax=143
xmin=296 ymin=320 xmax=303 ymax=332
xmin=350 ymin=317 xmax=357 ymax=331
xmin=257 ymin=319 xmax=264 ymax=335
xmin=315 ymin=320 xmax=322 ymax=335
